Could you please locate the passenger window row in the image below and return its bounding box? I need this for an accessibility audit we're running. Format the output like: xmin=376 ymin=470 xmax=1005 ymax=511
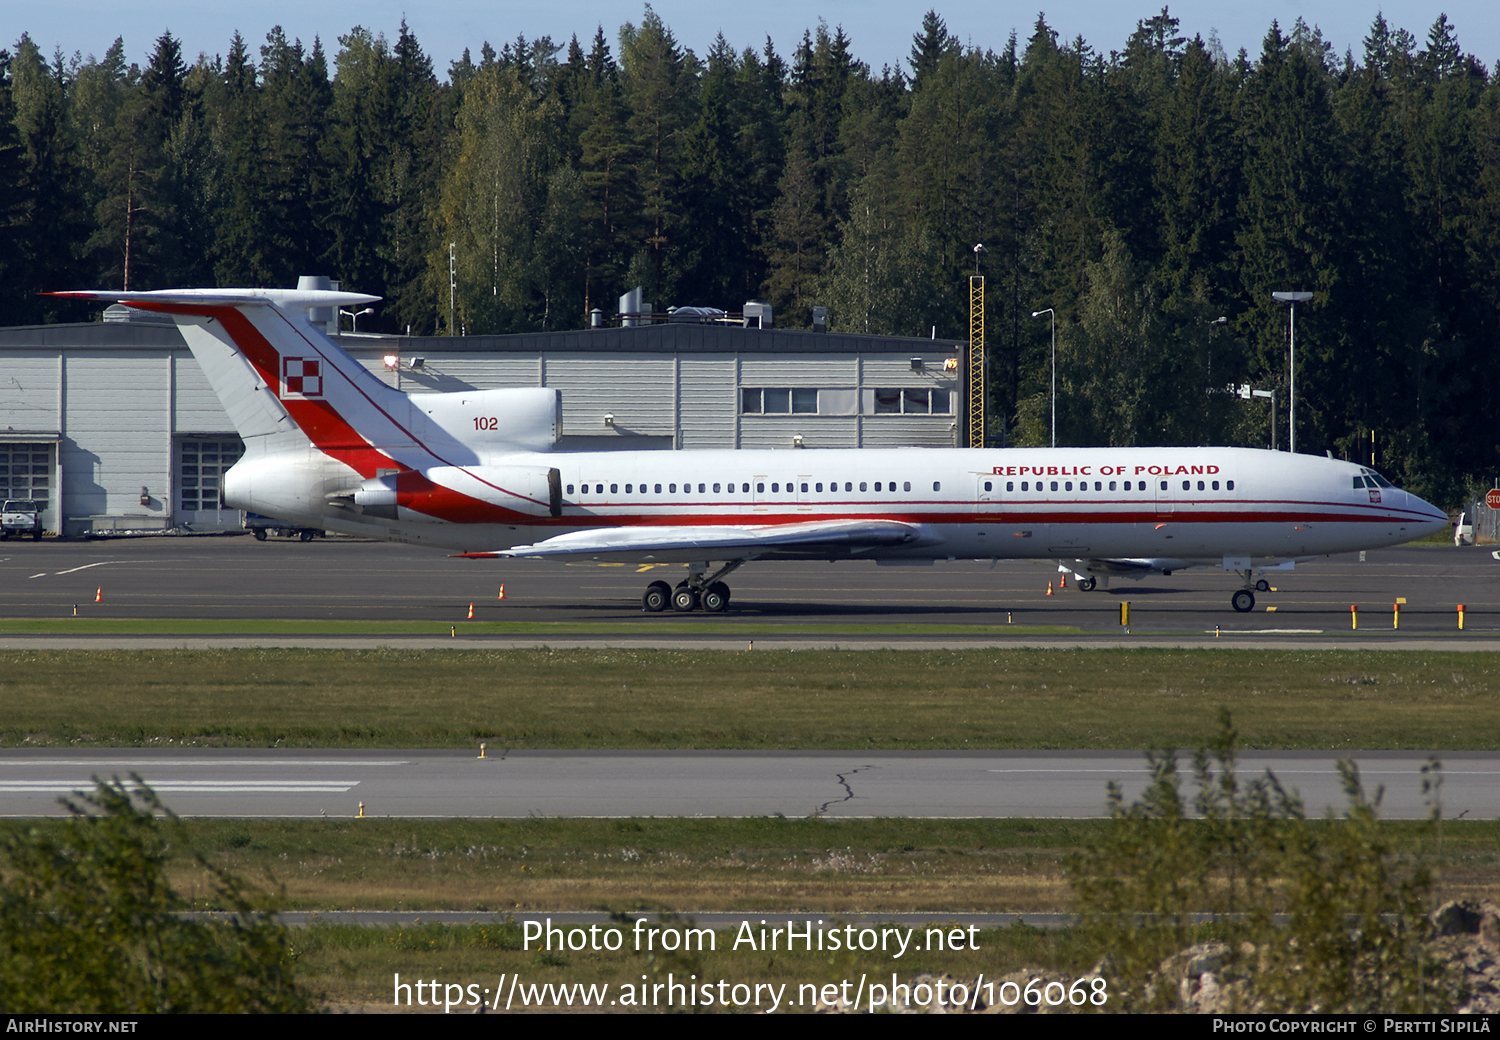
xmin=563 ymin=481 xmax=943 ymax=497
xmin=988 ymin=479 xmax=1236 ymax=493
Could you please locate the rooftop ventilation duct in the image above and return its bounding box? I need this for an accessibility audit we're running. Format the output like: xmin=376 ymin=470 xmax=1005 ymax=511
xmin=743 ymin=300 xmax=773 ymax=329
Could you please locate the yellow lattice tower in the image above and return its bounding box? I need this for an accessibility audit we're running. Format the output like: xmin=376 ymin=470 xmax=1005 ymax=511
xmin=968 ymin=275 xmax=985 ymax=448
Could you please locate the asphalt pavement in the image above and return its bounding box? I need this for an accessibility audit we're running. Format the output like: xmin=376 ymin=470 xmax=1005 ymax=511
xmin=0 ymin=535 xmax=1495 ymax=646
xmin=2 ymin=748 xmax=1493 ymax=820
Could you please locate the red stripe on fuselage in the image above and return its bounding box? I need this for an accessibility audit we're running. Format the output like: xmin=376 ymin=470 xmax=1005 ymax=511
xmin=131 ymin=301 xmax=399 ymax=478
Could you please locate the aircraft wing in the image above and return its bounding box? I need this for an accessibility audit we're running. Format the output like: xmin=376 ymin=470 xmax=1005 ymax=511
xmin=459 ymin=519 xmax=941 ymax=562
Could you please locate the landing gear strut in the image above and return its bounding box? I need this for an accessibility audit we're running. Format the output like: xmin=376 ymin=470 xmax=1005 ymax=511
xmin=642 ymin=561 xmax=744 ymax=613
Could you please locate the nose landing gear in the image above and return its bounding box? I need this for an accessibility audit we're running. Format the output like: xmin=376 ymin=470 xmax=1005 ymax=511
xmin=1230 ymin=567 xmax=1273 ymax=612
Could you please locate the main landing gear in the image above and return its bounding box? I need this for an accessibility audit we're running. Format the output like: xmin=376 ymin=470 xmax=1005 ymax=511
xmin=642 ymin=561 xmax=744 ymax=614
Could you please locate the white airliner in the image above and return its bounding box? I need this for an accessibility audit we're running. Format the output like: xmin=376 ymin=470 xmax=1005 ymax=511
xmin=56 ymin=287 xmax=1449 ymax=614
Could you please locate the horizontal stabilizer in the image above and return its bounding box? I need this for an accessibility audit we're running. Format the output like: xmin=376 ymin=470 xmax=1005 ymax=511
xmin=49 ymin=288 xmax=380 ymax=310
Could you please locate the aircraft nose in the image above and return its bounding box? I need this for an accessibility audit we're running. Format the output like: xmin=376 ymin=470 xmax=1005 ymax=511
xmin=1407 ymin=490 xmax=1449 ymax=536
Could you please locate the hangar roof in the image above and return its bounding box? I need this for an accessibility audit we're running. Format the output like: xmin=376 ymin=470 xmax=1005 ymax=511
xmin=0 ymin=319 xmax=961 ymax=355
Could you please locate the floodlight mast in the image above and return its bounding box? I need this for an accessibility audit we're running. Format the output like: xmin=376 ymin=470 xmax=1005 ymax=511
xmin=1031 ymin=308 xmax=1056 ymax=447
xmin=1272 ymin=292 xmax=1313 ymax=453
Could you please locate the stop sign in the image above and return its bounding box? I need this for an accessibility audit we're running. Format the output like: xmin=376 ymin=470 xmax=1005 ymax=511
xmin=1487 ymin=488 xmax=1500 ymax=510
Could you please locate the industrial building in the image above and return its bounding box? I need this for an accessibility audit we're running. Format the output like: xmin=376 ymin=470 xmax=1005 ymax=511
xmin=0 ymin=303 xmax=964 ymax=536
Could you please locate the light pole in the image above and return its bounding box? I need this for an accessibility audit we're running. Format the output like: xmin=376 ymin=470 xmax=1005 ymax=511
xmin=1237 ymin=384 xmax=1276 ymax=451
xmin=1272 ymin=292 xmax=1312 ymax=454
xmin=340 ymin=306 xmax=374 ymax=333
xmin=1205 ymin=315 xmax=1226 ymax=387
xmin=1031 ymin=308 xmax=1056 ymax=447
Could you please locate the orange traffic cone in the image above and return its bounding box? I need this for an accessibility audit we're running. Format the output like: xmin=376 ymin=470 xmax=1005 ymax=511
xmin=497 ymin=584 xmax=506 ymax=601
xmin=1059 ymin=572 xmax=1067 ymax=589
xmin=1046 ymin=580 xmax=1054 ymax=596
xmin=467 ymin=602 xmax=475 ymax=619
xmin=95 ymin=587 xmax=102 ymax=603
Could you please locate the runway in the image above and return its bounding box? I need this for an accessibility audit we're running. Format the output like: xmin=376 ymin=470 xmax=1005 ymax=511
xmin=0 ymin=536 xmax=1494 ymax=645
xmin=3 ymin=748 xmax=1494 ymax=820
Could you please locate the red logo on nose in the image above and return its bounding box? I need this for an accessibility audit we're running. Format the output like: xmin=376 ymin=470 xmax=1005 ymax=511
xmin=282 ymin=357 xmax=323 ymax=398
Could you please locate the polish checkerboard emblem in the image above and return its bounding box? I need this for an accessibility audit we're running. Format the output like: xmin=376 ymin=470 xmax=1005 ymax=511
xmin=282 ymin=357 xmax=323 ymax=398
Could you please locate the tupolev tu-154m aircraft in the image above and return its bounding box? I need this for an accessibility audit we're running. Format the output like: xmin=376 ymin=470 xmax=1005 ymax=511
xmin=54 ymin=287 xmax=1449 ymax=614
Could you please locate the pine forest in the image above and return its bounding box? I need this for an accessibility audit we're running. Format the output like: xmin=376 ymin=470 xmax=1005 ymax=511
xmin=1 ymin=8 xmax=1497 ymax=505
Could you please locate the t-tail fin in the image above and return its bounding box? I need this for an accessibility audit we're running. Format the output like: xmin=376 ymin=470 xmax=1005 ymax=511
xmin=52 ymin=289 xmax=411 ymax=478
xmin=52 ymin=288 xmax=560 ymax=482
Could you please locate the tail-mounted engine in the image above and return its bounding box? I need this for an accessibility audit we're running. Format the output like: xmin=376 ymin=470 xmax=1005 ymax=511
xmin=346 ymin=466 xmax=562 ymax=523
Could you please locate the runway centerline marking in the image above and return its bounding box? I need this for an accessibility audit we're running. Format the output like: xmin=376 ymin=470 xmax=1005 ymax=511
xmin=0 ymin=759 xmax=412 ymax=768
xmin=0 ymin=781 xmax=361 ymax=793
xmin=52 ymin=561 xmax=120 ymax=575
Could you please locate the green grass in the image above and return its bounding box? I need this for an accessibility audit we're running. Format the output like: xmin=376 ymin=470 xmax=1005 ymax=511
xmin=3 ymin=647 xmax=1499 ymax=749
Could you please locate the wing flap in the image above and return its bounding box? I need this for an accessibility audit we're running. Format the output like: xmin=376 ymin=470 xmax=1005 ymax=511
xmin=497 ymin=519 xmax=940 ymax=561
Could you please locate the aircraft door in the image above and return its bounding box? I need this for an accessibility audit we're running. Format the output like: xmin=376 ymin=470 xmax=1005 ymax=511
xmin=795 ymin=474 xmax=814 ymax=511
xmin=752 ymin=475 xmax=770 ymax=513
xmin=1154 ymin=475 xmax=1176 ymax=519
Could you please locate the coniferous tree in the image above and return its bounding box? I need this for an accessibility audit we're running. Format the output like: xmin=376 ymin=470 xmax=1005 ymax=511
xmin=10 ymin=36 xmax=88 ymax=320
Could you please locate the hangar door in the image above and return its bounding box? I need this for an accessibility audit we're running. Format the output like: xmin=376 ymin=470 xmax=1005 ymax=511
xmin=176 ymin=436 xmax=244 ymax=529
xmin=0 ymin=442 xmax=53 ymax=529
